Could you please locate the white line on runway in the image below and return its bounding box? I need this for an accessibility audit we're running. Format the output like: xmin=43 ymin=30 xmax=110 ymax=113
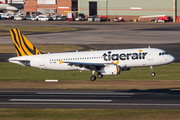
xmin=36 ymin=92 xmax=135 ymax=95
xmin=2 ymin=102 xmax=180 ymax=106
xmin=0 ymin=95 xmax=131 ymax=98
xmin=9 ymin=99 xmax=112 ymax=102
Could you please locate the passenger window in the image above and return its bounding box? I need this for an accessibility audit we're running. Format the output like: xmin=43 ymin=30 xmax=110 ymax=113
xmin=159 ymin=53 xmax=161 ymax=56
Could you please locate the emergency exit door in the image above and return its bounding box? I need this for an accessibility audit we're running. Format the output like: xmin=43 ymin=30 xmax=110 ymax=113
xmin=89 ymin=2 xmax=97 ymax=16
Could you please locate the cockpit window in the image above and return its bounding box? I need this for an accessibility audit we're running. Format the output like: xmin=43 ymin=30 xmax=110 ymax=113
xmin=159 ymin=52 xmax=168 ymax=56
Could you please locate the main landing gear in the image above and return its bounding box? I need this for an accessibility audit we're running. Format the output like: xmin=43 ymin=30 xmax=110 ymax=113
xmin=90 ymin=71 xmax=103 ymax=81
xmin=150 ymin=66 xmax=156 ymax=76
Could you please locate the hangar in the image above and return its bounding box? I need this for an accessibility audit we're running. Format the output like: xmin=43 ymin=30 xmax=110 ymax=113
xmin=78 ymin=0 xmax=180 ymax=22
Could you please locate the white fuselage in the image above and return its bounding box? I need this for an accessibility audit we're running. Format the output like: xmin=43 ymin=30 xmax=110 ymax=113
xmin=9 ymin=48 xmax=175 ymax=71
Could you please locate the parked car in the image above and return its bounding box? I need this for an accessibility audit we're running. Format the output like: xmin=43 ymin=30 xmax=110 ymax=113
xmin=118 ymin=17 xmax=124 ymax=22
xmin=8 ymin=13 xmax=14 ymax=19
xmin=25 ymin=15 xmax=31 ymax=20
xmin=75 ymin=16 xmax=85 ymax=21
xmin=14 ymin=16 xmax=22 ymax=20
xmin=88 ymin=16 xmax=95 ymax=22
xmin=155 ymin=16 xmax=170 ymax=23
xmin=57 ymin=16 xmax=67 ymax=21
xmin=0 ymin=13 xmax=10 ymax=19
xmin=52 ymin=15 xmax=61 ymax=20
xmin=30 ymin=15 xmax=38 ymax=21
xmin=38 ymin=15 xmax=50 ymax=21
xmin=14 ymin=13 xmax=24 ymax=17
xmin=75 ymin=13 xmax=85 ymax=21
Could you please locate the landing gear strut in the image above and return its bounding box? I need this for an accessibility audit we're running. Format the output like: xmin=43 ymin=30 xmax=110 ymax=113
xmin=150 ymin=66 xmax=156 ymax=76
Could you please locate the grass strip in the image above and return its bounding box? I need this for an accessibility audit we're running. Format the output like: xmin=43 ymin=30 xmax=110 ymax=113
xmin=0 ymin=109 xmax=180 ymax=120
xmin=0 ymin=44 xmax=84 ymax=53
xmin=0 ymin=26 xmax=77 ymax=36
xmin=0 ymin=62 xmax=179 ymax=81
xmin=0 ymin=63 xmax=179 ymax=89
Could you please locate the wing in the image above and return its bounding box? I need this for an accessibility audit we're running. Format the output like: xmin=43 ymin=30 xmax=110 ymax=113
xmin=64 ymin=61 xmax=105 ymax=70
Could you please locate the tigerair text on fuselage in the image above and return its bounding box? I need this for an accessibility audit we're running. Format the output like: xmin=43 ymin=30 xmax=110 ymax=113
xmin=103 ymin=51 xmax=148 ymax=61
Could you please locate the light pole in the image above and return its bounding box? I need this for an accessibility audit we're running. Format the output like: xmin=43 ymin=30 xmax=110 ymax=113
xmin=24 ymin=0 xmax=27 ymax=16
xmin=106 ymin=0 xmax=108 ymax=18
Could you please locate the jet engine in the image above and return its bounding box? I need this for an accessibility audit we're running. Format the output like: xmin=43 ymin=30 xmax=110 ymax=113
xmin=100 ymin=65 xmax=121 ymax=75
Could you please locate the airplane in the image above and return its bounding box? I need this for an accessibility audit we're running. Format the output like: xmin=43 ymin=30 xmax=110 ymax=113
xmin=8 ymin=29 xmax=175 ymax=81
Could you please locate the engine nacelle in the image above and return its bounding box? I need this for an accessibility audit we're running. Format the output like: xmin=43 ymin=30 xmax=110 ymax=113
xmin=121 ymin=67 xmax=131 ymax=71
xmin=100 ymin=65 xmax=121 ymax=75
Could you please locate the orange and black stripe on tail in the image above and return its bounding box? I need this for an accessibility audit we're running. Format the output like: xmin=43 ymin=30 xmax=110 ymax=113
xmin=9 ymin=29 xmax=42 ymax=57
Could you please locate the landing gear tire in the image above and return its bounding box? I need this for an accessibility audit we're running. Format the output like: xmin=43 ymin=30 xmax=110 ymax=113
xmin=97 ymin=73 xmax=103 ymax=79
xmin=90 ymin=76 xmax=96 ymax=81
xmin=151 ymin=72 xmax=156 ymax=76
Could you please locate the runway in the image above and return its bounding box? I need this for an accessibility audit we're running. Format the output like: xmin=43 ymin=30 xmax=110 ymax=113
xmin=1 ymin=89 xmax=180 ymax=109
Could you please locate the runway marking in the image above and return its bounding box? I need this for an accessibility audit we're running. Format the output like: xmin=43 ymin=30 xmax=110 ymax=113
xmin=36 ymin=92 xmax=135 ymax=95
xmin=0 ymin=95 xmax=131 ymax=98
xmin=2 ymin=102 xmax=180 ymax=106
xmin=9 ymin=99 xmax=112 ymax=102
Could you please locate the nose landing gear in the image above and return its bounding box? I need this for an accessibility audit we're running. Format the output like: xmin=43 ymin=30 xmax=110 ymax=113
xmin=150 ymin=66 xmax=156 ymax=76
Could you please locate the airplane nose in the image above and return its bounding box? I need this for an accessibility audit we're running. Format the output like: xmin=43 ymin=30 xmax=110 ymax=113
xmin=169 ymin=55 xmax=175 ymax=63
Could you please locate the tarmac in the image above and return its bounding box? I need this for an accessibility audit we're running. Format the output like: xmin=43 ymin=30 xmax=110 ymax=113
xmin=0 ymin=20 xmax=179 ymax=109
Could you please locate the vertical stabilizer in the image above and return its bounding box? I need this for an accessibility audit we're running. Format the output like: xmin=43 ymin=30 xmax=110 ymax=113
xmin=9 ymin=29 xmax=42 ymax=57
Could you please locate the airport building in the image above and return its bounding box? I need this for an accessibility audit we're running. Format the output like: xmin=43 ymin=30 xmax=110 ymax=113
xmin=24 ymin=0 xmax=77 ymax=15
xmin=78 ymin=0 xmax=180 ymax=22
xmin=24 ymin=0 xmax=180 ymax=22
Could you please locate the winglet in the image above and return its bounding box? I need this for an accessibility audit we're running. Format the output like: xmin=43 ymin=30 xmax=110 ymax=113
xmin=9 ymin=29 xmax=42 ymax=57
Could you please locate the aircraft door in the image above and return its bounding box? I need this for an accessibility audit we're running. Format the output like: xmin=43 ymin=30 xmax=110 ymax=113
xmin=148 ymin=50 xmax=153 ymax=60
xmin=39 ymin=56 xmax=45 ymax=66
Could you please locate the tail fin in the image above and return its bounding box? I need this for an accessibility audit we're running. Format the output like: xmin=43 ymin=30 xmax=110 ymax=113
xmin=9 ymin=29 xmax=42 ymax=57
